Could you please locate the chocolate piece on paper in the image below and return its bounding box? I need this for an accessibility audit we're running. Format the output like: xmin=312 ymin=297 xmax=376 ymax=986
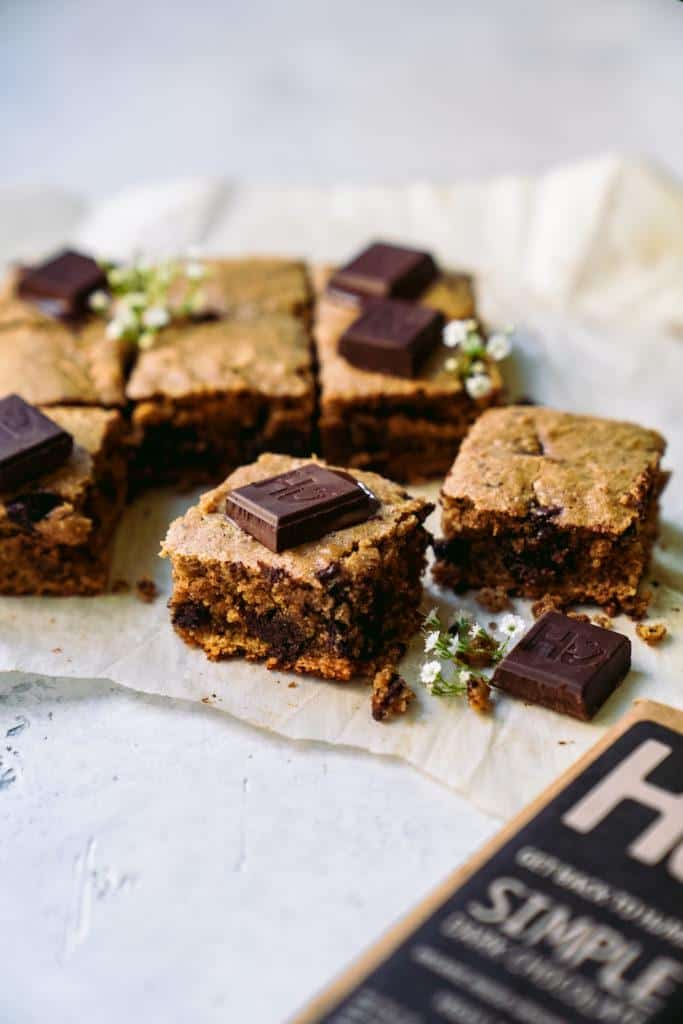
xmin=328 ymin=242 xmax=438 ymax=303
xmin=17 ymin=249 xmax=106 ymax=319
xmin=492 ymin=610 xmax=631 ymax=720
xmin=225 ymin=463 xmax=379 ymax=552
xmin=0 ymin=395 xmax=73 ymax=491
xmin=338 ymin=299 xmax=444 ymax=377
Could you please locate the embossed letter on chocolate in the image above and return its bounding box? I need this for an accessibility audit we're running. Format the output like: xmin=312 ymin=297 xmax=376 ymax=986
xmin=339 ymin=299 xmax=444 ymax=377
xmin=0 ymin=394 xmax=73 ymax=491
xmin=328 ymin=242 xmax=438 ymax=303
xmin=17 ymin=249 xmax=106 ymax=319
xmin=225 ymin=463 xmax=379 ymax=552
xmin=492 ymin=611 xmax=631 ymax=720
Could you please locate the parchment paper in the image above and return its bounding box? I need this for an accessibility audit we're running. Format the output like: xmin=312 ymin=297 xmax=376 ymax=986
xmin=1 ymin=156 xmax=681 ymax=820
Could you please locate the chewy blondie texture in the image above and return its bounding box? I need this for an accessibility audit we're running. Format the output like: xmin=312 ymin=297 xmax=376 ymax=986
xmin=314 ymin=266 xmax=502 ymax=482
xmin=162 ymin=453 xmax=433 ymax=680
xmin=169 ymin=257 xmax=313 ymax=323
xmin=433 ymin=406 xmax=667 ymax=613
xmin=126 ymin=316 xmax=315 ymax=487
xmin=0 ymin=406 xmax=127 ymax=595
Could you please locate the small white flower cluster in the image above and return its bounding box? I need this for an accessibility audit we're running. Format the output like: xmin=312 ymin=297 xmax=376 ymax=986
xmin=441 ymin=318 xmax=513 ymax=400
xmin=418 ymin=605 xmax=529 ymax=709
xmin=418 ymin=607 xmax=500 ymax=697
xmin=91 ymin=255 xmax=207 ymax=349
xmin=498 ymin=613 xmax=526 ymax=643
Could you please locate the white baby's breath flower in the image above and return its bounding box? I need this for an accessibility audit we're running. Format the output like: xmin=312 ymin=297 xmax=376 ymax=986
xmin=142 ymin=306 xmax=170 ymax=330
xmin=458 ymin=669 xmax=472 ymax=686
xmin=108 ymin=267 xmax=127 ymax=287
xmin=500 ymin=613 xmax=525 ymax=638
xmin=469 ymin=622 xmax=483 ymax=637
xmin=424 ymin=607 xmax=441 ymax=628
xmin=105 ymin=318 xmax=127 ymax=341
xmin=486 ymin=332 xmax=512 ymax=361
xmin=185 ymin=261 xmax=206 ymax=281
xmin=442 ymin=319 xmax=470 ymax=348
xmin=424 ymin=631 xmax=440 ymax=653
xmin=447 ymin=636 xmax=460 ymax=656
xmin=465 ymin=373 xmax=493 ymax=400
xmin=444 ymin=356 xmax=460 ymax=374
xmin=124 ymin=291 xmax=148 ymax=311
xmin=88 ymin=289 xmax=110 ymax=313
xmin=420 ymin=660 xmax=441 ymax=686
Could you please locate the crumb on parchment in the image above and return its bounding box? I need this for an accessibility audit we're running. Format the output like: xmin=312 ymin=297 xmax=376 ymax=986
xmin=636 ymin=622 xmax=668 ymax=646
xmin=371 ymin=668 xmax=415 ymax=722
xmin=135 ymin=576 xmax=158 ymax=603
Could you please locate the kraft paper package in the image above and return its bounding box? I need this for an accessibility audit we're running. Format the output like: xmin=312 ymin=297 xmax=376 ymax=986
xmin=294 ymin=700 xmax=683 ymax=1024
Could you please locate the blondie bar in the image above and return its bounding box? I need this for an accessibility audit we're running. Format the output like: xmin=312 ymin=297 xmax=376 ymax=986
xmin=433 ymin=406 xmax=667 ymax=613
xmin=162 ymin=453 xmax=432 ymax=680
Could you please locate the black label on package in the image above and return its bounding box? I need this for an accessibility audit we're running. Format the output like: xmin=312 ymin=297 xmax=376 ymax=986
xmin=310 ymin=717 xmax=683 ymax=1024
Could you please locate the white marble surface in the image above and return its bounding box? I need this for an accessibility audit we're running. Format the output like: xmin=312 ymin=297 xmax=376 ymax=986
xmin=0 ymin=676 xmax=495 ymax=1023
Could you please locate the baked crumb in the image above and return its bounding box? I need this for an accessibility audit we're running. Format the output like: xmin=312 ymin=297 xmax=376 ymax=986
xmin=476 ymin=587 xmax=510 ymax=613
xmin=135 ymin=576 xmax=158 ymax=603
xmin=531 ymin=594 xmax=565 ymax=619
xmin=467 ymin=675 xmax=492 ymax=714
xmin=567 ymin=612 xmax=591 ymax=623
xmin=593 ymin=614 xmax=613 ymax=630
xmin=636 ymin=622 xmax=668 ymax=646
xmin=371 ymin=668 xmax=415 ymax=722
xmin=111 ymin=578 xmax=131 ymax=594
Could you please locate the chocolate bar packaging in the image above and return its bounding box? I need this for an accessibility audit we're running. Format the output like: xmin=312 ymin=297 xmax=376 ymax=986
xmin=295 ymin=701 xmax=683 ymax=1024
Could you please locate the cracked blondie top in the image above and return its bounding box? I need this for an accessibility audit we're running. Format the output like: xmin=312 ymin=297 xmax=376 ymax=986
xmin=126 ymin=316 xmax=313 ymax=403
xmin=441 ymin=406 xmax=666 ymax=536
xmin=169 ymin=257 xmax=313 ymax=321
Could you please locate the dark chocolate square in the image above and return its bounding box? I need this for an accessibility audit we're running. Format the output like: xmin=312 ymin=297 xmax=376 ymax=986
xmin=492 ymin=611 xmax=631 ymax=720
xmin=0 ymin=395 xmax=74 ymax=491
xmin=328 ymin=242 xmax=437 ymax=303
xmin=338 ymin=299 xmax=444 ymax=377
xmin=17 ymin=249 xmax=106 ymax=319
xmin=225 ymin=462 xmax=379 ymax=552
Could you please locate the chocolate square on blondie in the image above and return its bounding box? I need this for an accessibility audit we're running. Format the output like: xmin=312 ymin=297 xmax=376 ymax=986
xmin=0 ymin=406 xmax=128 ymax=594
xmin=433 ymin=406 xmax=667 ymax=613
xmin=162 ymin=453 xmax=432 ymax=680
xmin=126 ymin=316 xmax=315 ymax=487
xmin=314 ymin=263 xmax=502 ymax=483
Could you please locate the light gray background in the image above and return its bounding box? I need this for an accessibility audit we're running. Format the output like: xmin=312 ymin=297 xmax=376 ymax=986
xmin=2 ymin=0 xmax=682 ymax=195
xmin=1 ymin=3 xmax=681 ymax=1023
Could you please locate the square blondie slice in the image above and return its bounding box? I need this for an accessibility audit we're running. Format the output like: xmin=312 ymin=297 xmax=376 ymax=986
xmin=314 ymin=264 xmax=502 ymax=483
xmin=0 ymin=267 xmax=129 ymax=408
xmin=0 ymin=406 xmax=128 ymax=595
xmin=162 ymin=453 xmax=433 ymax=680
xmin=169 ymin=257 xmax=313 ymax=323
xmin=432 ymin=406 xmax=667 ymax=614
xmin=126 ymin=315 xmax=315 ymax=487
